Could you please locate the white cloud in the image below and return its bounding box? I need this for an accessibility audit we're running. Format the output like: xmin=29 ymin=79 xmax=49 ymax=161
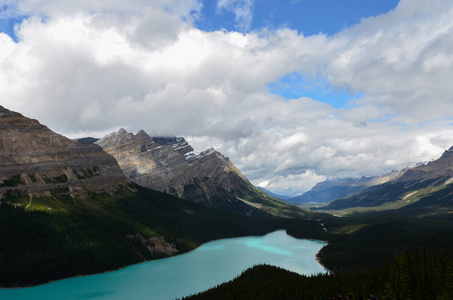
xmin=256 ymin=180 xmax=269 ymax=188
xmin=251 ymin=170 xmax=326 ymax=197
xmin=1 ymin=0 xmax=453 ymax=196
xmin=327 ymin=0 xmax=453 ymax=120
xmin=0 ymin=33 xmax=15 ymax=56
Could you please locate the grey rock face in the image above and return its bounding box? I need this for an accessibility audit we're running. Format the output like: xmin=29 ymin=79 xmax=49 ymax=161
xmin=0 ymin=106 xmax=129 ymax=200
xmin=96 ymin=129 xmax=195 ymax=196
xmin=96 ymin=129 xmax=262 ymax=210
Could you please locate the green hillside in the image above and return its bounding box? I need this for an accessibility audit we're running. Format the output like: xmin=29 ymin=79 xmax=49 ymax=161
xmin=0 ymin=184 xmax=316 ymax=287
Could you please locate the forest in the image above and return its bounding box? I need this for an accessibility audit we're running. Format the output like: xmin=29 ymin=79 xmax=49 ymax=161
xmin=0 ymin=185 xmax=310 ymax=286
xmin=2 ymin=183 xmax=453 ymax=299
xmin=184 ymin=249 xmax=453 ymax=300
xmin=184 ymin=214 xmax=453 ymax=299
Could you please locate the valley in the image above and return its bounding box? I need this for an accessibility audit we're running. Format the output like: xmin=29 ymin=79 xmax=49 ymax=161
xmin=1 ymin=105 xmax=453 ymax=300
xmin=0 ymin=105 xmax=324 ymax=288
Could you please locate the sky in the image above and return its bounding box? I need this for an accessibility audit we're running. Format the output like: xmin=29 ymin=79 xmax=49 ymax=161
xmin=1 ymin=0 xmax=453 ymax=197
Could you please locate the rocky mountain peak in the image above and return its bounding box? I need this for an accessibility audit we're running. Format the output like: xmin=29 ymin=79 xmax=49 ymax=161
xmin=117 ymin=128 xmax=128 ymax=134
xmin=97 ymin=129 xmax=264 ymax=213
xmin=135 ymin=129 xmax=150 ymax=140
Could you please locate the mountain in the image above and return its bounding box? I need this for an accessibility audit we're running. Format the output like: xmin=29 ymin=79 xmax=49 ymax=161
xmin=291 ymin=171 xmax=406 ymax=206
xmin=312 ymin=147 xmax=453 ymax=216
xmin=0 ymin=106 xmax=129 ymax=202
xmin=258 ymin=187 xmax=292 ymax=201
xmin=0 ymin=105 xmax=317 ymax=287
xmin=288 ymin=177 xmax=374 ymax=205
xmin=96 ymin=129 xmax=310 ymax=218
xmin=75 ymin=137 xmax=99 ymax=144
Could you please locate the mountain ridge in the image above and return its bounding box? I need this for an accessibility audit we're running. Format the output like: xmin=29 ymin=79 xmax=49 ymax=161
xmin=310 ymin=146 xmax=453 ymax=216
xmin=96 ymin=128 xmax=310 ymax=218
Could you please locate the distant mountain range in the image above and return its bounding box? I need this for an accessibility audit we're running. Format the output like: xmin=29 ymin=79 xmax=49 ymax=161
xmin=285 ymin=177 xmax=374 ymax=205
xmin=309 ymin=147 xmax=453 ymax=216
xmin=257 ymin=187 xmax=292 ymax=201
xmin=287 ymin=171 xmax=406 ymax=205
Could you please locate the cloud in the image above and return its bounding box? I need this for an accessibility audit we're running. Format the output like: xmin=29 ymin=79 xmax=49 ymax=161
xmin=326 ymin=0 xmax=453 ymax=120
xmin=216 ymin=0 xmax=254 ymax=32
xmin=1 ymin=0 xmax=453 ymax=196
xmin=256 ymin=171 xmax=326 ymax=197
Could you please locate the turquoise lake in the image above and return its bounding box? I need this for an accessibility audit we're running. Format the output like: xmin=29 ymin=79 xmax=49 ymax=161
xmin=0 ymin=230 xmax=327 ymax=300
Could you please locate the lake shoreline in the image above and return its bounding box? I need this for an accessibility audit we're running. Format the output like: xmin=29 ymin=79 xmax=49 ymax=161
xmin=0 ymin=229 xmax=329 ymax=292
xmin=0 ymin=229 xmax=296 ymax=289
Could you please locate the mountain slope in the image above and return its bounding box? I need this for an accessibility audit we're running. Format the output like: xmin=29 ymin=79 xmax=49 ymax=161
xmin=0 ymin=106 xmax=129 ymax=203
xmin=312 ymin=147 xmax=453 ymax=216
xmin=96 ymin=129 xmax=310 ymax=218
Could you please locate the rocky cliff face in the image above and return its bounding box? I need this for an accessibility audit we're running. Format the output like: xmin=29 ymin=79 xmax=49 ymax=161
xmin=96 ymin=129 xmax=292 ymax=216
xmin=0 ymin=106 xmax=129 ymax=204
xmin=96 ymin=129 xmax=197 ymax=197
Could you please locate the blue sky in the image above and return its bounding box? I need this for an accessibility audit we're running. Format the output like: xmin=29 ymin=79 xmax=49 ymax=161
xmin=0 ymin=15 xmax=19 ymax=41
xmin=198 ymin=0 xmax=398 ymax=36
xmin=195 ymin=0 xmax=399 ymax=108
xmin=266 ymin=73 xmax=363 ymax=108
